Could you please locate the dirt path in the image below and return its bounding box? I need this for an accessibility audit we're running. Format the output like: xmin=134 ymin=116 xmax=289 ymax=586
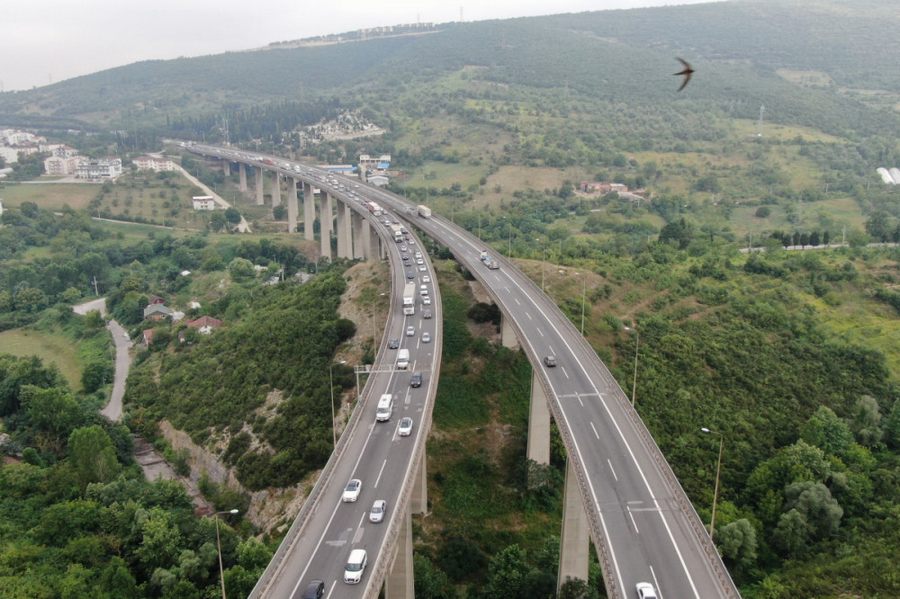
xmin=165 ymin=157 xmax=252 ymax=233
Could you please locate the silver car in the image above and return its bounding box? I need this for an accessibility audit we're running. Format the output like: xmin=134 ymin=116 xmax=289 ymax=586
xmin=369 ymin=500 xmax=387 ymax=523
xmin=398 ymin=417 xmax=414 ymax=437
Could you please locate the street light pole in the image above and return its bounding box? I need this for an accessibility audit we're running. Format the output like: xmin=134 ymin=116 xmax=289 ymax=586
xmin=214 ymin=509 xmax=239 ymax=599
xmin=580 ymin=274 xmax=587 ymax=335
xmin=700 ymin=427 xmax=724 ymax=538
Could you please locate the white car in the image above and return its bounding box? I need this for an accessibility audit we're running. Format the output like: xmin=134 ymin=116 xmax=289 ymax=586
xmin=398 ymin=417 xmax=414 ymax=437
xmin=342 ymin=479 xmax=362 ymax=503
xmin=344 ymin=549 xmax=367 ymax=584
xmin=369 ymin=500 xmax=387 ymax=523
xmin=422 ymin=275 xmax=431 ymax=283
xmin=635 ymin=582 xmax=658 ymax=599
xmin=418 ymin=265 xmax=427 ymax=272
xmin=416 ymin=258 xmax=424 ymax=265
xmin=406 ymin=326 xmax=415 ymax=337
xmin=422 ymin=297 xmax=432 ymax=305
xmin=422 ymin=332 xmax=431 ymax=343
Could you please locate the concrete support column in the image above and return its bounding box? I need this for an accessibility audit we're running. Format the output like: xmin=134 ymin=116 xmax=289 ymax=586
xmin=336 ymin=202 xmax=352 ymax=259
xmin=255 ymin=166 xmax=264 ymax=205
xmin=351 ymin=212 xmax=365 ymax=259
xmin=384 ymin=510 xmax=414 ymax=599
xmin=379 ymin=237 xmax=387 ymax=260
xmin=360 ymin=219 xmax=372 ymax=260
xmin=271 ymin=171 xmax=281 ymax=208
xmin=287 ymin=177 xmax=298 ymax=233
xmin=239 ymin=163 xmax=247 ymax=192
xmin=501 ymin=312 xmax=520 ymax=349
xmin=558 ymin=459 xmax=590 ymax=591
xmin=319 ymin=192 xmax=333 ymax=260
xmin=527 ymin=370 xmax=551 ymax=466
xmin=410 ymin=454 xmax=427 ymax=515
xmin=222 ymin=159 xmax=230 ymax=175
xmin=303 ymin=182 xmax=315 ymax=241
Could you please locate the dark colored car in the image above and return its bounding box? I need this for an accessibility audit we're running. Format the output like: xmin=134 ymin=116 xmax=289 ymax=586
xmin=301 ymin=580 xmax=325 ymax=599
xmin=406 ymin=270 xmax=415 ymax=280
xmin=543 ymin=355 xmax=557 ymax=367
xmin=388 ymin=339 xmax=400 ymax=349
xmin=410 ymin=372 xmax=423 ymax=388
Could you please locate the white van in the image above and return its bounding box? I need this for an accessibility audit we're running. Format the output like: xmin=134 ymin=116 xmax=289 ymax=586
xmin=376 ymin=394 xmax=393 ymax=422
xmin=396 ymin=348 xmax=410 ymax=370
xmin=344 ymin=549 xmax=367 ymax=584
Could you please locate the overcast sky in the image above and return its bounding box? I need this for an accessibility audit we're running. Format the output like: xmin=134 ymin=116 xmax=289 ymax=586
xmin=1 ymin=0 xmax=712 ymax=91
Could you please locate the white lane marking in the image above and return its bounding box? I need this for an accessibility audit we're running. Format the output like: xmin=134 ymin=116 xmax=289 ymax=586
xmin=357 ymin=513 xmax=366 ymax=530
xmin=325 ymin=580 xmax=336 ymax=599
xmin=560 ymin=366 xmax=571 ymax=379
xmin=590 ymin=422 xmax=600 ymax=440
xmin=607 ymin=459 xmax=618 ymax=482
xmin=291 ymin=348 xmax=400 ymax=595
xmin=628 ymin=506 xmax=640 ymax=534
xmin=352 ymin=525 xmax=364 ymax=544
xmin=537 ymin=327 xmax=544 ymax=337
xmin=422 ymin=219 xmax=699 ymax=596
xmin=514 ymin=297 xmax=521 ymax=306
xmin=526 ymin=312 xmax=532 ymax=320
xmin=651 ymin=565 xmax=664 ymax=599
xmin=374 ymin=459 xmax=387 ymax=489
xmin=577 ymin=395 xmax=584 ymax=407
xmin=549 ymin=345 xmax=555 ymax=354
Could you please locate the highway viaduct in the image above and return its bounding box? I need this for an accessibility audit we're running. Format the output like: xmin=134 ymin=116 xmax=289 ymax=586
xmin=188 ymin=144 xmax=741 ymax=599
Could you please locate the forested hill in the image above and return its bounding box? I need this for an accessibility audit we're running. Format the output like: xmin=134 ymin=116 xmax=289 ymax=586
xmin=0 ymin=0 xmax=897 ymax=137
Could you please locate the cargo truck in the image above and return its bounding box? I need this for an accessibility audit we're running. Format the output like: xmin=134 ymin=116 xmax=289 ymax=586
xmin=402 ymin=282 xmax=416 ymax=316
xmin=417 ymin=205 xmax=432 ymax=218
xmin=390 ymin=224 xmax=404 ymax=242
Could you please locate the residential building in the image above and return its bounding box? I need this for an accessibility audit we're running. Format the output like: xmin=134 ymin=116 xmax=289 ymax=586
xmin=192 ymin=196 xmax=217 ymax=211
xmin=75 ymin=158 xmax=123 ymax=180
xmin=134 ymin=155 xmax=176 ymax=172
xmin=44 ymin=155 xmax=83 ymax=176
xmin=186 ymin=315 xmax=223 ymax=335
xmin=359 ymin=154 xmax=391 ymax=171
xmin=144 ymin=304 xmax=174 ymax=321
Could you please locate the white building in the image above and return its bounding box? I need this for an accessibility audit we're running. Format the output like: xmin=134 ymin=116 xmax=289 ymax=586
xmin=75 ymin=158 xmax=123 ymax=180
xmin=134 ymin=155 xmax=176 ymax=172
xmin=0 ymin=130 xmax=43 ymax=145
xmin=192 ymin=196 xmax=217 ymax=211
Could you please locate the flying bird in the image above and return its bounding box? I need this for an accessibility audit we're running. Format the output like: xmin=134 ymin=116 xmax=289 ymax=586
xmin=673 ymin=58 xmax=694 ymax=91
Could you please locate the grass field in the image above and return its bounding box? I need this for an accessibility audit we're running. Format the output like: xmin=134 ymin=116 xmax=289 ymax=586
xmin=0 ymin=328 xmax=84 ymax=390
xmin=731 ymin=118 xmax=847 ymax=144
xmin=728 ymin=197 xmax=866 ymax=237
xmin=0 ymin=182 xmax=99 ymax=210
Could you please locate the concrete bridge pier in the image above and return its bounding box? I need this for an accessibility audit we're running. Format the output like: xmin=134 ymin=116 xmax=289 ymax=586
xmin=271 ymin=171 xmax=281 ymax=208
xmin=336 ymin=202 xmax=353 ymax=259
xmin=287 ymin=177 xmax=298 ymax=233
xmin=239 ymin=163 xmax=247 ymax=192
xmin=352 ymin=212 xmax=366 ymax=259
xmin=303 ymin=182 xmax=315 ymax=241
xmin=384 ymin=510 xmax=414 ymax=599
xmin=255 ymin=166 xmax=264 ymax=205
xmin=319 ymin=192 xmax=333 ymax=260
xmin=558 ymin=459 xmax=590 ymax=591
xmin=222 ymin=159 xmax=231 ymax=176
xmin=527 ymin=370 xmax=551 ymax=468
xmin=500 ymin=313 xmax=520 ymax=349
xmin=360 ymin=219 xmax=373 ymax=260
xmin=410 ymin=454 xmax=428 ymax=515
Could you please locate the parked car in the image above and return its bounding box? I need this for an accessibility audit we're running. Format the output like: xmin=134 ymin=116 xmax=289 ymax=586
xmin=342 ymin=479 xmax=362 ymax=502
xmin=369 ymin=500 xmax=387 ymax=523
xmin=398 ymin=417 xmax=414 ymax=437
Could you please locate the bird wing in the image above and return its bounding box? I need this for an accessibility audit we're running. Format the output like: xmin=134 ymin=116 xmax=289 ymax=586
xmin=676 ymin=70 xmax=692 ymax=92
xmin=676 ymin=57 xmax=692 ymax=71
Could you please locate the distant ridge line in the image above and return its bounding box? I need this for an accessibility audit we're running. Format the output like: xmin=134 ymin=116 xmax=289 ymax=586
xmin=257 ymin=23 xmax=444 ymax=52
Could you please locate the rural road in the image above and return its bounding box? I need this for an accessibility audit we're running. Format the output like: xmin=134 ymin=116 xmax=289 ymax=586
xmin=102 ymin=319 xmax=132 ymax=422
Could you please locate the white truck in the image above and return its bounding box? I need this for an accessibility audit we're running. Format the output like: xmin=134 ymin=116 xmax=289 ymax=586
xmin=396 ymin=349 xmax=410 ymax=370
xmin=417 ymin=205 xmax=432 ymax=218
xmin=390 ymin=223 xmax=404 ymax=243
xmin=402 ymin=282 xmax=416 ymax=316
